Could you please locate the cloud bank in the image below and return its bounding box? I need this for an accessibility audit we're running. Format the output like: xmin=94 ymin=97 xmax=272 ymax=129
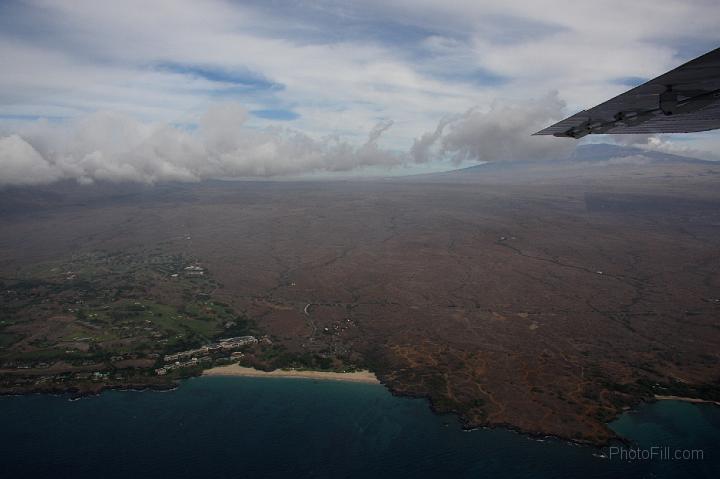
xmin=0 ymin=96 xmax=572 ymax=185
xmin=0 ymin=104 xmax=401 ymax=185
xmin=610 ymin=134 xmax=720 ymax=162
xmin=418 ymin=93 xmax=575 ymax=164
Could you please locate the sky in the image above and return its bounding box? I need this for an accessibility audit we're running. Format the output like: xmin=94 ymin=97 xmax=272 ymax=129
xmin=0 ymin=0 xmax=719 ymax=185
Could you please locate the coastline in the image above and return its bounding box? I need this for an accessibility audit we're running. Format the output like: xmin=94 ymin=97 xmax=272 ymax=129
xmin=202 ymin=364 xmax=380 ymax=384
xmin=654 ymin=395 xmax=720 ymax=406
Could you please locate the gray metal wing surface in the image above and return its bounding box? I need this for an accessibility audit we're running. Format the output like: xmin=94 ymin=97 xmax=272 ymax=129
xmin=534 ymin=47 xmax=720 ymax=138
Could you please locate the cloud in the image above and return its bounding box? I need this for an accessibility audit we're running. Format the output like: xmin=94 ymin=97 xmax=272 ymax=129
xmin=0 ymin=95 xmax=582 ymax=185
xmin=610 ymin=133 xmax=720 ymax=162
xmin=412 ymin=92 xmax=574 ymax=164
xmin=410 ymin=115 xmax=455 ymax=163
xmin=0 ymin=134 xmax=61 ymax=185
xmin=0 ymin=103 xmax=408 ymax=185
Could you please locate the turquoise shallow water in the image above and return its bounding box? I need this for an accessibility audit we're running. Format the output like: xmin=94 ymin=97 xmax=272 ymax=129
xmin=1 ymin=376 xmax=718 ymax=478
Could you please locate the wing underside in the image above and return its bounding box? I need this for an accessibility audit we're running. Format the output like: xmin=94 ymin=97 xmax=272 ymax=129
xmin=535 ymin=47 xmax=720 ymax=138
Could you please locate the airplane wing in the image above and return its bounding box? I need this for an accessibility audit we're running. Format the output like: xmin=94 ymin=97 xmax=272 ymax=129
xmin=534 ymin=47 xmax=720 ymax=138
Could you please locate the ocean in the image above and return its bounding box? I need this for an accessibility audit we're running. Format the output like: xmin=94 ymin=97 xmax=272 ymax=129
xmin=1 ymin=376 xmax=718 ymax=478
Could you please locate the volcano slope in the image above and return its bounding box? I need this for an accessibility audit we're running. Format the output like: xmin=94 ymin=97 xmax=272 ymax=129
xmin=1 ymin=156 xmax=719 ymax=444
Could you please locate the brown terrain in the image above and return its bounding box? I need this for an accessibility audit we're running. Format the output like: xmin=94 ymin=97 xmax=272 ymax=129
xmin=1 ymin=147 xmax=719 ymax=444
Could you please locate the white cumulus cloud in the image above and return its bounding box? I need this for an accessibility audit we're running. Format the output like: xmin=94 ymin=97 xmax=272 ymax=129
xmin=0 ymin=134 xmax=62 ymax=185
xmin=0 ymin=96 xmax=579 ymax=186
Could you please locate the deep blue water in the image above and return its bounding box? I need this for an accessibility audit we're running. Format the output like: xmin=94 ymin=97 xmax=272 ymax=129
xmin=1 ymin=376 xmax=718 ymax=478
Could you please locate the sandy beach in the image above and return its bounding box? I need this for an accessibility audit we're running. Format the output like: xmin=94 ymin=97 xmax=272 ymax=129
xmin=202 ymin=364 xmax=380 ymax=384
xmin=654 ymin=395 xmax=720 ymax=406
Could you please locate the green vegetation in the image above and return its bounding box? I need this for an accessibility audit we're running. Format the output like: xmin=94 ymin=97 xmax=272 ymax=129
xmin=253 ymin=345 xmax=338 ymax=371
xmin=0 ymin=250 xmax=259 ymax=371
xmin=0 ymin=332 xmax=22 ymax=348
